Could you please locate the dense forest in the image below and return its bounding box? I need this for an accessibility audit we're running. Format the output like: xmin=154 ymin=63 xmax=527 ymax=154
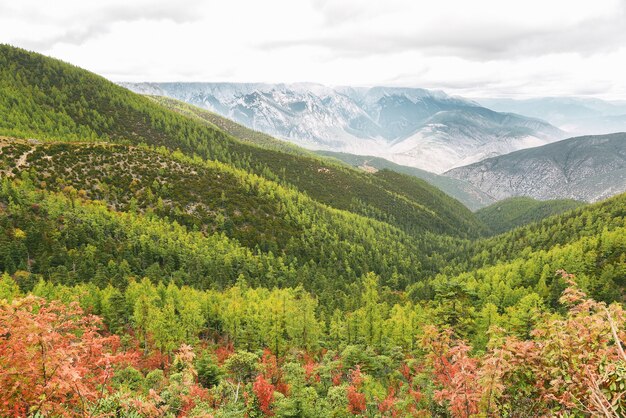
xmin=1 ymin=44 xmax=626 ymax=417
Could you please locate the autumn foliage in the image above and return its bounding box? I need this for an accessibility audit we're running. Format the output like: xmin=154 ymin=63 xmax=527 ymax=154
xmin=423 ymin=327 xmax=483 ymax=418
xmin=253 ymin=374 xmax=276 ymax=415
xmin=0 ymin=296 xmax=132 ymax=417
xmin=1 ymin=270 xmax=626 ymax=417
xmin=424 ymin=270 xmax=626 ymax=417
xmin=347 ymin=366 xmax=367 ymax=415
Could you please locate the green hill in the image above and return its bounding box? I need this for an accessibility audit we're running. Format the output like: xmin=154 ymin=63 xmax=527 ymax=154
xmin=415 ymin=192 xmax=626 ymax=310
xmin=445 ymin=192 xmax=626 ymax=277
xmin=0 ymin=44 xmax=485 ymax=239
xmin=148 ymin=95 xmax=488 ymax=237
xmin=147 ymin=98 xmax=495 ymax=212
xmin=0 ymin=137 xmax=444 ymax=305
xmin=476 ymin=196 xmax=584 ymax=234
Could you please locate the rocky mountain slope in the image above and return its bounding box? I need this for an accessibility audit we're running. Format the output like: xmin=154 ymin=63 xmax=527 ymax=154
xmin=121 ymin=82 xmax=564 ymax=173
xmin=445 ymin=133 xmax=626 ymax=202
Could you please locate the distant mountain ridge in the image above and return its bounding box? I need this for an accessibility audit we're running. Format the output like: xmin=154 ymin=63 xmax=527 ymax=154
xmin=477 ymin=97 xmax=626 ymax=136
xmin=121 ymin=82 xmax=565 ymax=173
xmin=444 ymin=133 xmax=626 ymax=202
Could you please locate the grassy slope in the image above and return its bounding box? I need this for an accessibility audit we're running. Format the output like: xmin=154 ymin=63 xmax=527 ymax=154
xmin=0 ymin=44 xmax=485 ymax=239
xmin=476 ymin=197 xmax=584 ymax=235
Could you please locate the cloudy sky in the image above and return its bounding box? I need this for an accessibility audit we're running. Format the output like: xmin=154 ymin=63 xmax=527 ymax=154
xmin=1 ymin=0 xmax=626 ymax=99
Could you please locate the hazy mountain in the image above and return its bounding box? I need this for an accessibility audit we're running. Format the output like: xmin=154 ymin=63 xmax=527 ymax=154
xmin=444 ymin=133 xmax=626 ymax=202
xmin=477 ymin=97 xmax=626 ymax=136
xmin=385 ymin=106 xmax=563 ymax=173
xmin=121 ymin=82 xmax=564 ymax=173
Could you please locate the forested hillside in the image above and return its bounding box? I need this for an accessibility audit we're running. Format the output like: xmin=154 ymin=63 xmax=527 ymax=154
xmin=0 ymin=143 xmax=449 ymax=307
xmin=476 ymin=196 xmax=584 ymax=234
xmin=2 ymin=179 xmax=626 ymax=416
xmin=0 ymin=45 xmax=485 ymax=239
xmin=150 ymin=96 xmax=486 ymax=237
xmin=316 ymin=150 xmax=495 ymax=210
xmin=2 ymin=44 xmax=626 ymax=417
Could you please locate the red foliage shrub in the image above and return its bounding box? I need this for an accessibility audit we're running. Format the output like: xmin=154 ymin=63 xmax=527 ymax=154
xmin=142 ymin=348 xmax=170 ymax=371
xmin=304 ymin=360 xmax=320 ymax=383
xmin=346 ymin=366 xmax=366 ymax=414
xmin=423 ymin=327 xmax=483 ymax=418
xmin=215 ymin=342 xmax=234 ymax=365
xmin=378 ymin=388 xmax=398 ymax=416
xmin=332 ymin=369 xmax=343 ymax=386
xmin=180 ymin=384 xmax=211 ymax=416
xmin=253 ymin=374 xmax=276 ymax=416
xmin=0 ymin=296 xmax=133 ymax=417
xmin=347 ymin=385 xmax=367 ymax=415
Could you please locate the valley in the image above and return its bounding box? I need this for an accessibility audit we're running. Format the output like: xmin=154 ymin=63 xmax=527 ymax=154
xmin=0 ymin=42 xmax=625 ymax=418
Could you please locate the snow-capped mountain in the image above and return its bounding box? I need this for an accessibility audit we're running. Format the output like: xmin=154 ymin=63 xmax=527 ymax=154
xmin=121 ymin=82 xmax=564 ymax=173
xmin=444 ymin=133 xmax=626 ymax=202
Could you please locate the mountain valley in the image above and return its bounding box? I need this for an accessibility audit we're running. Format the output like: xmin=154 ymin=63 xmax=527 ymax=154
xmin=1 ymin=42 xmax=626 ymax=417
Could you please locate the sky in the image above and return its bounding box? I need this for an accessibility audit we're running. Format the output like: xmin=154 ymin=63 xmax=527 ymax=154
xmin=1 ymin=0 xmax=626 ymax=99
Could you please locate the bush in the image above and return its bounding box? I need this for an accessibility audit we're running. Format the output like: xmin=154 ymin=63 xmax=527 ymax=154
xmin=196 ymin=351 xmax=222 ymax=388
xmin=113 ymin=366 xmax=144 ymax=391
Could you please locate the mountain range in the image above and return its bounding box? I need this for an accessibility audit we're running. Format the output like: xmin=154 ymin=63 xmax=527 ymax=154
xmin=123 ymin=81 xmax=626 ymax=208
xmin=121 ymin=82 xmax=565 ymax=173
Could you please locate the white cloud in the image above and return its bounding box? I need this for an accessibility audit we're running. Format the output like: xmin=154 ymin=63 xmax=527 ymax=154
xmin=1 ymin=0 xmax=625 ymax=99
